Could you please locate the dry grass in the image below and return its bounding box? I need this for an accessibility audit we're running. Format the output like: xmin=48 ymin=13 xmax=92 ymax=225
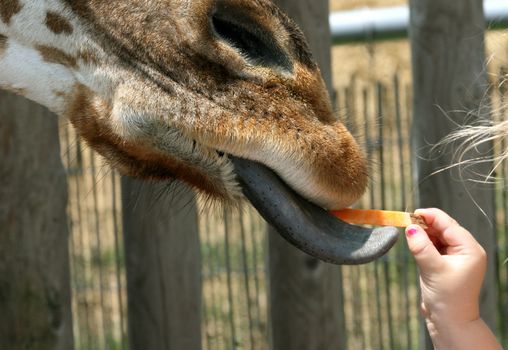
xmin=330 ymin=0 xmax=508 ymax=88
xmin=331 ymin=0 xmax=404 ymax=12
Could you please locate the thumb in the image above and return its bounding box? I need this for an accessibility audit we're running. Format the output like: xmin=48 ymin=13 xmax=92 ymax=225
xmin=405 ymin=225 xmax=443 ymax=272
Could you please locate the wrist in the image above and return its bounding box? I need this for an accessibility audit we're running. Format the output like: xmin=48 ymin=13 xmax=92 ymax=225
xmin=426 ymin=314 xmax=482 ymax=335
xmin=425 ymin=318 xmax=502 ymax=350
xmin=423 ymin=300 xmax=480 ymax=328
xmin=426 ymin=313 xmax=482 ymax=346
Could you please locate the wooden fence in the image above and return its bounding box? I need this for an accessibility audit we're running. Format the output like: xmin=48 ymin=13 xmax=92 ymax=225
xmin=60 ymin=69 xmax=508 ymax=349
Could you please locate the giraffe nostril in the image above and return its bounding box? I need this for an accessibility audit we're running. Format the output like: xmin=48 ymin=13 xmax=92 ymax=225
xmin=210 ymin=4 xmax=293 ymax=74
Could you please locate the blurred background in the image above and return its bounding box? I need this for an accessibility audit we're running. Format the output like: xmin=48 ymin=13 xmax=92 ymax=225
xmin=0 ymin=0 xmax=507 ymax=349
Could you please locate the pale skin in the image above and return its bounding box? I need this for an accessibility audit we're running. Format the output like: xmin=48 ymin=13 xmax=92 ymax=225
xmin=405 ymin=208 xmax=503 ymax=350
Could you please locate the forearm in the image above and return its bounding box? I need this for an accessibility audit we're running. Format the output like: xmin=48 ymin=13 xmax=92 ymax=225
xmin=427 ymin=318 xmax=502 ymax=350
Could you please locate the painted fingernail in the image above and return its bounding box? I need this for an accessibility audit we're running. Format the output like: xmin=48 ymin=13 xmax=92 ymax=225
xmin=407 ymin=227 xmax=419 ymax=236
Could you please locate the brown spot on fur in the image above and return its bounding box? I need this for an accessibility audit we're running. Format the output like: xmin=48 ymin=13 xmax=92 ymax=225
xmin=0 ymin=34 xmax=7 ymax=56
xmin=77 ymin=50 xmax=99 ymax=66
xmin=53 ymin=90 xmax=68 ymax=98
xmin=36 ymin=45 xmax=77 ymax=69
xmin=0 ymin=0 xmax=22 ymax=24
xmin=45 ymin=12 xmax=73 ymax=35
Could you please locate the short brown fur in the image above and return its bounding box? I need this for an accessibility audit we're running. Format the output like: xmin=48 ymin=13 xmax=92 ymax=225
xmin=0 ymin=34 xmax=7 ymax=57
xmin=45 ymin=11 xmax=73 ymax=35
xmin=36 ymin=45 xmax=77 ymax=69
xmin=68 ymin=85 xmax=232 ymax=200
xmin=0 ymin=0 xmax=22 ymax=24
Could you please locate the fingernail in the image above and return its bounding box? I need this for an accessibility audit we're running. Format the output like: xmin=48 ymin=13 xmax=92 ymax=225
xmin=406 ymin=227 xmax=419 ymax=236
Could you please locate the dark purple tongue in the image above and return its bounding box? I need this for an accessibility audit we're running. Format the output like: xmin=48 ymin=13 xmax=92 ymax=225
xmin=230 ymin=156 xmax=399 ymax=265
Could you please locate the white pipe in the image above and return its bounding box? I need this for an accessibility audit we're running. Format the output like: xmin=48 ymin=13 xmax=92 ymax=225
xmin=484 ymin=0 xmax=508 ymax=26
xmin=330 ymin=0 xmax=508 ymax=44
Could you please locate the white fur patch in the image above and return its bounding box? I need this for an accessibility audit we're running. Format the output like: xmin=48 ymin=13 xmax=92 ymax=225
xmin=0 ymin=0 xmax=118 ymax=114
xmin=0 ymin=39 xmax=75 ymax=114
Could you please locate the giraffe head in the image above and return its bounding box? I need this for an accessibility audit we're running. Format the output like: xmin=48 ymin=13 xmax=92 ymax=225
xmin=0 ymin=0 xmax=398 ymax=264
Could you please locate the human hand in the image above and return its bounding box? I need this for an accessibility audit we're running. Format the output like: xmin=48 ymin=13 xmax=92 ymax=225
xmin=404 ymin=208 xmax=487 ymax=328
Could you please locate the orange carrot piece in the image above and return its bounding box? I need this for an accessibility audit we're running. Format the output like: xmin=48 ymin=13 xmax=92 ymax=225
xmin=330 ymin=208 xmax=428 ymax=229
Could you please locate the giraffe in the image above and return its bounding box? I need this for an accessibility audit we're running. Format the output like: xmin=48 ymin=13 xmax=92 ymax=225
xmin=0 ymin=0 xmax=398 ymax=264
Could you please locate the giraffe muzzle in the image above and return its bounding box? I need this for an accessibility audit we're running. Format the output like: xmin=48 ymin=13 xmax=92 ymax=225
xmin=230 ymin=156 xmax=399 ymax=265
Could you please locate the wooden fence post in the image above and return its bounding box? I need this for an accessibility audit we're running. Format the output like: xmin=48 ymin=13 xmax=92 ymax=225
xmin=121 ymin=178 xmax=202 ymax=350
xmin=0 ymin=92 xmax=74 ymax=349
xmin=409 ymin=0 xmax=498 ymax=347
xmin=267 ymin=1 xmax=346 ymax=349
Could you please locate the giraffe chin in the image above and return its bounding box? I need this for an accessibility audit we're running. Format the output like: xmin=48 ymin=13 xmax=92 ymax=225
xmin=230 ymin=156 xmax=399 ymax=265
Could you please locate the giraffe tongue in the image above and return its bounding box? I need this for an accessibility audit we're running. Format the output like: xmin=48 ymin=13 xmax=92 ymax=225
xmin=230 ymin=156 xmax=399 ymax=265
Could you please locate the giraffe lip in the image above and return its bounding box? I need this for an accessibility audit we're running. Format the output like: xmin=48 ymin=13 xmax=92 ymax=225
xmin=230 ymin=156 xmax=399 ymax=265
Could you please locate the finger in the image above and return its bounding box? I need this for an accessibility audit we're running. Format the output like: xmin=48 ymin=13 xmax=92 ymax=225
xmin=415 ymin=208 xmax=480 ymax=252
xmin=415 ymin=208 xmax=458 ymax=234
xmin=441 ymin=225 xmax=479 ymax=250
xmin=405 ymin=224 xmax=443 ymax=272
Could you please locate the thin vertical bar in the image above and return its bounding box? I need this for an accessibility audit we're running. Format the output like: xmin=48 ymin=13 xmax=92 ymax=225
xmin=394 ymin=75 xmax=407 ymax=209
xmin=405 ymin=81 xmax=420 ymax=348
xmin=202 ymin=296 xmax=211 ymax=350
xmin=384 ymin=82 xmax=399 ymax=348
xmin=223 ymin=209 xmax=237 ymax=349
xmin=338 ymin=88 xmax=347 ymax=125
xmin=377 ymin=82 xmax=395 ymax=350
xmin=387 ymin=90 xmax=402 ymax=346
xmin=110 ymin=172 xmax=126 ymax=350
xmin=205 ymin=211 xmax=223 ymax=349
xmin=363 ymin=82 xmax=384 ymax=350
xmin=72 ymin=135 xmax=93 ymax=350
xmin=395 ymin=75 xmax=413 ymax=350
xmin=201 ymin=266 xmax=211 ymax=350
xmin=239 ymin=209 xmax=255 ymax=350
xmin=200 ymin=213 xmax=210 ymax=350
xmin=63 ymin=123 xmax=85 ymax=350
xmin=374 ymin=82 xmax=386 ymax=350
xmin=348 ymin=77 xmax=358 ymax=136
xmin=90 ymin=151 xmax=108 ymax=349
xmin=215 ymin=211 xmax=229 ymax=349
xmin=80 ymin=151 xmax=101 ymax=349
xmin=369 ymin=82 xmax=384 ymax=350
xmin=345 ymin=79 xmax=363 ymax=348
xmin=246 ymin=207 xmax=262 ymax=339
xmin=356 ymin=81 xmax=368 ymax=349
xmin=498 ymin=67 xmax=508 ymax=343
xmin=362 ymin=87 xmax=376 ymax=350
